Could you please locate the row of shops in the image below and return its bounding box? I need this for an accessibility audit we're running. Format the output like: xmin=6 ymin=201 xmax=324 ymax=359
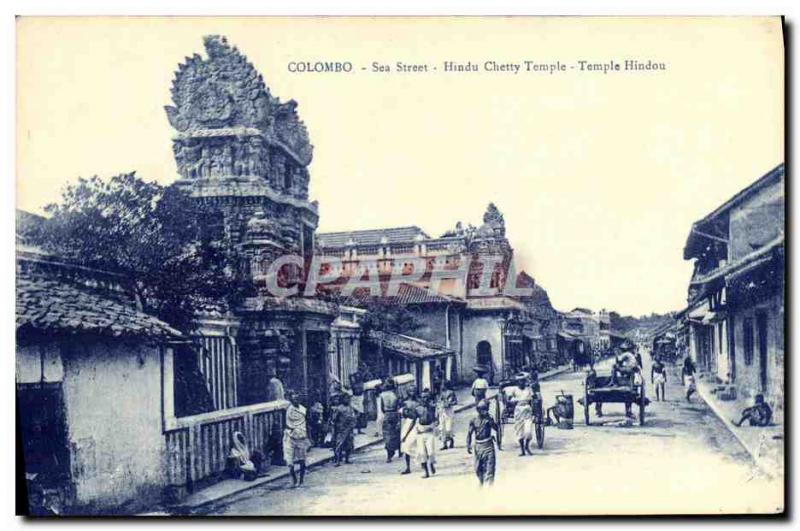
xmin=675 ymin=163 xmax=784 ymax=423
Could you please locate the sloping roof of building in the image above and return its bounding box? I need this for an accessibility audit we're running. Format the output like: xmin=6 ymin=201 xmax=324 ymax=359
xmin=688 ymin=234 xmax=784 ymax=287
xmin=366 ymin=330 xmax=453 ymax=360
xmin=239 ymin=295 xmax=339 ymax=316
xmin=340 ymin=282 xmax=465 ymax=307
xmin=17 ymin=272 xmax=183 ymax=340
xmin=393 ymin=283 xmax=464 ymax=305
xmin=684 ymin=163 xmax=784 ymax=259
xmin=317 ymin=226 xmax=429 ymax=248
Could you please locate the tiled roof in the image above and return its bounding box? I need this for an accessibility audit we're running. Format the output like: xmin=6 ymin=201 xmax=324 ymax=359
xmin=393 ymin=283 xmax=463 ymax=305
xmin=239 ymin=295 xmax=338 ymax=315
xmin=366 ymin=330 xmax=453 ymax=360
xmin=343 ymin=283 xmax=464 ymax=306
xmin=17 ymin=272 xmax=182 ymax=340
xmin=317 ymin=226 xmax=429 ymax=248
xmin=684 ymin=163 xmax=784 ymax=260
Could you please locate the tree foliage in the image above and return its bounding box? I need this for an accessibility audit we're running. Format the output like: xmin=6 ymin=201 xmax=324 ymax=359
xmin=609 ymin=310 xmax=675 ymax=336
xmin=357 ymin=298 xmax=421 ymax=335
xmin=34 ymin=172 xmax=246 ymax=331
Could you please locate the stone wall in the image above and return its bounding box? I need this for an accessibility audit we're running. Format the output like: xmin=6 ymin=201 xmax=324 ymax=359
xmin=729 ymin=180 xmax=784 ymax=262
xmin=60 ymin=338 xmax=166 ymax=511
xmin=461 ymin=314 xmax=504 ymax=384
xmin=729 ymin=291 xmax=784 ymax=423
xmin=406 ymin=304 xmax=465 ymax=382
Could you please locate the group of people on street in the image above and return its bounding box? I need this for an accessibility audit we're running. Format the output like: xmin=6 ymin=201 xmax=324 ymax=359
xmin=377 ymin=378 xmax=459 ymax=479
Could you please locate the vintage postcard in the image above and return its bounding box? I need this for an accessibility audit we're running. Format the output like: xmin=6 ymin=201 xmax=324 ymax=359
xmin=15 ymin=16 xmax=785 ymax=516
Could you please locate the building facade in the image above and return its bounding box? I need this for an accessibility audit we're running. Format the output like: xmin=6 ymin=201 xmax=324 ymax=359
xmin=680 ymin=164 xmax=784 ymax=422
xmin=16 ymin=35 xmax=353 ymax=512
xmin=316 ymin=204 xmax=561 ymax=384
xmin=16 ymin=239 xmax=185 ymax=513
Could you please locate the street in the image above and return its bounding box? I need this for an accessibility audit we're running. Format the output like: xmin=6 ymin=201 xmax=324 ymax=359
xmin=201 ymin=357 xmax=782 ymax=516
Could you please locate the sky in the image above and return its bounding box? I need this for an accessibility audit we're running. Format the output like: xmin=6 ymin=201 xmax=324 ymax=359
xmin=16 ymin=17 xmax=784 ymax=316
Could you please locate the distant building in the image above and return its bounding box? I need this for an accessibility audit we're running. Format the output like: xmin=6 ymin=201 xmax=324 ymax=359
xmin=317 ymin=203 xmax=562 ymax=384
xmin=679 ymin=163 xmax=784 ymax=421
xmin=561 ymin=308 xmax=600 ymax=346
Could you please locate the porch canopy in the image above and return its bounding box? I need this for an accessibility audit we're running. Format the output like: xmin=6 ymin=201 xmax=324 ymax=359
xmin=365 ymin=330 xmax=455 ymax=392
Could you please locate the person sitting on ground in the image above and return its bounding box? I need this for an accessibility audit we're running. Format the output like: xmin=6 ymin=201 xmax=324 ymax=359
xmin=227 ymin=431 xmax=260 ymax=481
xmin=308 ymin=400 xmax=326 ymax=447
xmin=733 ymin=394 xmax=773 ymax=427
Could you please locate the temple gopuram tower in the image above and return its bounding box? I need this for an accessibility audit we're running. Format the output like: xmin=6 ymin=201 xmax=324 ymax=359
xmin=165 ymin=35 xmax=318 ymax=283
xmin=166 ymin=36 xmax=335 ymax=408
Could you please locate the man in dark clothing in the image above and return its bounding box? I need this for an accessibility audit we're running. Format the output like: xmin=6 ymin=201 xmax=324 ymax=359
xmin=466 ymin=400 xmax=502 ymax=486
xmin=378 ymin=379 xmax=401 ymax=462
xmin=682 ymin=356 xmax=697 ymax=402
xmin=733 ymin=394 xmax=773 ymax=427
xmin=399 ymin=390 xmax=420 ymax=474
xmin=432 ymin=366 xmax=445 ymax=397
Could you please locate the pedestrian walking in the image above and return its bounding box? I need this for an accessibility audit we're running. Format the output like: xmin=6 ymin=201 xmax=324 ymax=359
xmin=373 ymin=382 xmax=384 ymax=437
xmin=378 ymin=379 xmax=401 ymax=462
xmin=651 ymin=356 xmax=667 ymax=401
xmin=400 ymin=389 xmax=420 ymax=474
xmin=432 ymin=365 xmax=444 ymax=397
xmin=415 ymin=390 xmax=438 ymax=478
xmin=437 ymin=381 xmax=457 ymax=450
xmin=466 ymin=399 xmax=502 ymax=487
xmin=509 ymin=374 xmax=534 ymax=456
xmin=682 ymin=356 xmax=697 ymax=402
xmin=266 ymin=371 xmax=285 ymax=402
xmin=329 ymin=393 xmax=357 ymax=466
xmin=283 ymin=392 xmax=312 ymax=488
xmin=350 ymin=388 xmax=366 ymax=435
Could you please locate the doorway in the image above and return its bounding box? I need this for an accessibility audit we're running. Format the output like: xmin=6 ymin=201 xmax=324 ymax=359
xmin=756 ymin=312 xmax=769 ymax=392
xmin=477 ymin=341 xmax=493 ymax=384
xmin=306 ymin=331 xmax=330 ymax=405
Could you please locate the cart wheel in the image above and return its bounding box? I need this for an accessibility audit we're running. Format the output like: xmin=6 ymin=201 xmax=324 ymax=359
xmin=535 ymin=421 xmax=545 ymax=449
xmin=639 ymin=385 xmax=646 ymax=426
xmin=583 ymin=385 xmax=591 ymax=426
